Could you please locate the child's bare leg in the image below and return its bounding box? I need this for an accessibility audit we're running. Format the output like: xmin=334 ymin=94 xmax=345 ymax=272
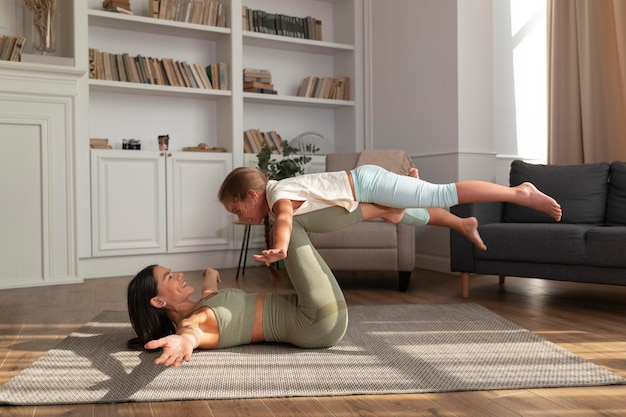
xmin=361 ymin=203 xmax=405 ymax=223
xmin=427 ymin=208 xmax=486 ymax=250
xmin=456 ymin=181 xmax=562 ymax=222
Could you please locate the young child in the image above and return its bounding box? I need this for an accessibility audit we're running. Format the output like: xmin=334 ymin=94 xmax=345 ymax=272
xmin=218 ymin=164 xmax=562 ymax=265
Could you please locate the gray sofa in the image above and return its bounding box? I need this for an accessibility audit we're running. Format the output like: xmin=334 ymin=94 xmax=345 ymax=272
xmin=308 ymin=152 xmax=416 ymax=291
xmin=450 ymin=160 xmax=626 ymax=298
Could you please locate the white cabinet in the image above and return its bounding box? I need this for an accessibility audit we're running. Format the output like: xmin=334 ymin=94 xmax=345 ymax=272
xmin=91 ymin=150 xmax=231 ymax=257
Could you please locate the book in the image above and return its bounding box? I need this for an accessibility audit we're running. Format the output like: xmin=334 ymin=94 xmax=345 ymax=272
xmin=102 ymin=0 xmax=131 ymax=8
xmin=193 ymin=63 xmax=212 ymax=89
xmin=244 ymin=88 xmax=277 ymax=94
xmin=9 ymin=36 xmax=26 ymax=62
xmin=149 ymin=0 xmax=159 ymax=18
xmin=297 ymin=76 xmax=316 ymax=97
xmin=104 ymin=6 xmax=134 ymax=15
xmin=0 ymin=36 xmax=16 ymax=61
xmin=243 ymin=81 xmax=274 ymax=90
xmin=218 ymin=62 xmax=229 ymax=90
xmin=243 ymin=68 xmax=272 ymax=83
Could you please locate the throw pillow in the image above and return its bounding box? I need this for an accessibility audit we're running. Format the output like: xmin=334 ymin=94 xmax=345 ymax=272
xmin=503 ymin=160 xmax=609 ymax=224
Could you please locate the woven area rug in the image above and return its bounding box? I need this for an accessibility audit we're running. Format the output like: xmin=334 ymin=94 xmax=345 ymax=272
xmin=0 ymin=303 xmax=624 ymax=405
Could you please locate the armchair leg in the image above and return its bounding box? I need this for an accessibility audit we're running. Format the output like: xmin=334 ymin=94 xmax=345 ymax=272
xmin=499 ymin=275 xmax=506 ymax=285
xmin=461 ymin=272 xmax=470 ymax=299
xmin=398 ymin=271 xmax=411 ymax=292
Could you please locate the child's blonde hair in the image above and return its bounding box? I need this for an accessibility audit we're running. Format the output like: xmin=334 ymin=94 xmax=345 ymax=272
xmin=218 ymin=166 xmax=268 ymax=204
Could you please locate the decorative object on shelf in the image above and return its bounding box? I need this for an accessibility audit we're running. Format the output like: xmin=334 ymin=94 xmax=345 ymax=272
xmin=158 ymin=134 xmax=170 ymax=151
xmin=122 ymin=138 xmax=141 ymax=150
xmin=102 ymin=0 xmax=133 ymax=15
xmin=89 ymin=138 xmax=112 ymax=150
xmin=290 ymin=131 xmax=334 ymax=155
xmin=24 ymin=0 xmax=57 ymax=54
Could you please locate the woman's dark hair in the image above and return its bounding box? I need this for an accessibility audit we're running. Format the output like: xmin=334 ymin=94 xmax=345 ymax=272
xmin=127 ymin=264 xmax=176 ymax=350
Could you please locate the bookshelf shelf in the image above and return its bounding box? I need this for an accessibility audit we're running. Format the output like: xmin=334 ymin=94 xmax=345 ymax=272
xmin=87 ymin=9 xmax=230 ymax=40
xmin=89 ymin=78 xmax=231 ymax=99
xmin=243 ymin=92 xmax=353 ymax=109
xmin=242 ymin=31 xmax=353 ymax=55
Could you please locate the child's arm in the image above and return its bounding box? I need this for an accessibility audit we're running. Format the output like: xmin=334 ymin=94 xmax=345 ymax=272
xmin=252 ymin=198 xmax=293 ymax=264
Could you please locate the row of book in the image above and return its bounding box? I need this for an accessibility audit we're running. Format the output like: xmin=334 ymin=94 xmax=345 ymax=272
xmin=0 ymin=35 xmax=26 ymax=62
xmin=149 ymin=0 xmax=227 ymax=27
xmin=297 ymin=76 xmax=350 ymax=101
xmin=88 ymin=48 xmax=229 ymax=90
xmin=242 ymin=7 xmax=322 ymax=41
xmin=243 ymin=129 xmax=284 ymax=154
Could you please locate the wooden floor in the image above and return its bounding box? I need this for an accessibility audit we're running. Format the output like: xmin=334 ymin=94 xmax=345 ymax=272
xmin=1 ymin=266 xmax=625 ymax=416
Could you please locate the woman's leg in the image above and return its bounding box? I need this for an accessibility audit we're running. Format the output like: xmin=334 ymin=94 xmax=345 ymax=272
xmin=264 ymin=206 xmax=360 ymax=348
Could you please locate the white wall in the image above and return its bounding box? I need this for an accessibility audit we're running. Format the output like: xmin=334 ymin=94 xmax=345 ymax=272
xmin=367 ymin=0 xmax=544 ymax=273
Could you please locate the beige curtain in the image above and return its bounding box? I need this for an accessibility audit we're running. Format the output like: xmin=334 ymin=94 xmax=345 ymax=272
xmin=547 ymin=0 xmax=626 ymax=164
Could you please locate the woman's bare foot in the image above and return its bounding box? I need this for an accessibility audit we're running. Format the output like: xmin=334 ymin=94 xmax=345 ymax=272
xmin=516 ymin=182 xmax=562 ymax=222
xmin=460 ymin=217 xmax=487 ymax=251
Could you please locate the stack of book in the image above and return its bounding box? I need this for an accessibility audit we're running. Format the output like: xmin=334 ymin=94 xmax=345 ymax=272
xmin=102 ymin=0 xmax=133 ymax=15
xmin=150 ymin=0 xmax=227 ymax=27
xmin=0 ymin=35 xmax=26 ymax=62
xmin=243 ymin=129 xmax=284 ymax=154
xmin=297 ymin=76 xmax=350 ymax=101
xmin=90 ymin=138 xmax=112 ymax=149
xmin=242 ymin=6 xmax=321 ymax=41
xmin=243 ymin=68 xmax=276 ymax=94
xmin=88 ymin=48 xmax=229 ymax=90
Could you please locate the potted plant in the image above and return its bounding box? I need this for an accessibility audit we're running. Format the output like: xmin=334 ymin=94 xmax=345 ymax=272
xmin=256 ymin=141 xmax=318 ymax=269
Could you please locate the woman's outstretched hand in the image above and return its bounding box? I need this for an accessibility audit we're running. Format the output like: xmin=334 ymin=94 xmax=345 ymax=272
xmin=253 ymin=248 xmax=287 ymax=264
xmin=145 ymin=334 xmax=194 ymax=368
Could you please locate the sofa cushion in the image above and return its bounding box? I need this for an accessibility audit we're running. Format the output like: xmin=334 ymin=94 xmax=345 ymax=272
xmin=606 ymin=161 xmax=626 ymax=226
xmin=503 ymin=160 xmax=609 ymax=224
xmin=475 ymin=223 xmax=594 ymax=265
xmin=586 ymin=226 xmax=626 ymax=267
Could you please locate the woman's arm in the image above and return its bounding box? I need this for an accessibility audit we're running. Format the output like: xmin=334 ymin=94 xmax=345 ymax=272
xmin=144 ymin=307 xmax=219 ymax=367
xmin=253 ymin=198 xmax=293 ymax=264
xmin=199 ymin=267 xmax=221 ymax=297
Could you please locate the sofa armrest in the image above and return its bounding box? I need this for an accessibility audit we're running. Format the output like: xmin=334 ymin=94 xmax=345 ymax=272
xmin=450 ymin=202 xmax=503 ymax=273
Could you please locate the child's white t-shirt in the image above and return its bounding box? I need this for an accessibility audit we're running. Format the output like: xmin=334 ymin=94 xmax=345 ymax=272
xmin=265 ymin=171 xmax=358 ymax=217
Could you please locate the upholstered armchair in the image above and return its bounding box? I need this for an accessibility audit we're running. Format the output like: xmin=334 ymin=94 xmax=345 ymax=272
xmin=308 ymin=151 xmax=416 ymax=291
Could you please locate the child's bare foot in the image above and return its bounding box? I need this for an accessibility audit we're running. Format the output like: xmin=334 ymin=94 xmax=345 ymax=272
xmin=461 ymin=217 xmax=487 ymax=250
xmin=408 ymin=167 xmax=419 ymax=179
xmin=516 ymin=182 xmax=562 ymax=222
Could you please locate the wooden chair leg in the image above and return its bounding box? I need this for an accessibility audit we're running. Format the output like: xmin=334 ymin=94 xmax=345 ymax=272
xmin=499 ymin=275 xmax=506 ymax=285
xmin=461 ymin=272 xmax=470 ymax=299
xmin=398 ymin=270 xmax=411 ymax=292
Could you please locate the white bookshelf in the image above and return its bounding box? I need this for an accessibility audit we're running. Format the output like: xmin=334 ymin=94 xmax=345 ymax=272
xmin=78 ymin=0 xmax=363 ymax=277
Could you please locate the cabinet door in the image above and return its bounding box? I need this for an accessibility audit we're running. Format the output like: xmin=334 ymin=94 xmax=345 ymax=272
xmin=166 ymin=152 xmax=232 ymax=253
xmin=91 ymin=150 xmax=166 ymax=256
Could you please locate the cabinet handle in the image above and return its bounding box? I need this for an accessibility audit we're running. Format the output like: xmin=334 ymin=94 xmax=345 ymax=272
xmin=160 ymin=152 xmax=165 ymax=156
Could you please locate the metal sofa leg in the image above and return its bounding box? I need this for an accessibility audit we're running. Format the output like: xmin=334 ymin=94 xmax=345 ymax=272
xmin=461 ymin=272 xmax=470 ymax=299
xmin=398 ymin=271 xmax=411 ymax=292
